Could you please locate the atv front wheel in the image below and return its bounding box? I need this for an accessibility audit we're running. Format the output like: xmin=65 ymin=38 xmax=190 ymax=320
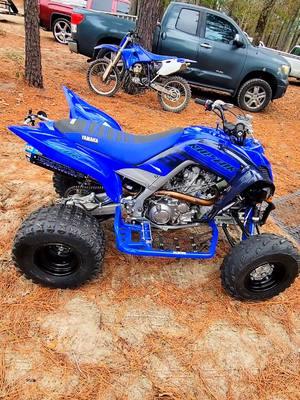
xmin=12 ymin=204 xmax=105 ymax=289
xmin=221 ymin=234 xmax=299 ymax=301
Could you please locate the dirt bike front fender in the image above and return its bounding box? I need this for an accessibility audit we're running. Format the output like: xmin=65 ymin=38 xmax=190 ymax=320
xmin=93 ymin=44 xmax=119 ymax=59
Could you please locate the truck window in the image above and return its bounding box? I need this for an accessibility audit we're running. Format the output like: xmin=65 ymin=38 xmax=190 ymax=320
xmin=176 ymin=8 xmax=200 ymax=36
xmin=291 ymin=47 xmax=300 ymax=56
xmin=205 ymin=14 xmax=237 ymax=44
xmin=117 ymin=1 xmax=129 ymax=14
xmin=90 ymin=0 xmax=113 ymax=11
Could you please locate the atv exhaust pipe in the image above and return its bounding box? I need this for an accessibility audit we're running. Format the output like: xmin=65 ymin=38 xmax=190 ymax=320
xmin=154 ymin=191 xmax=216 ymax=206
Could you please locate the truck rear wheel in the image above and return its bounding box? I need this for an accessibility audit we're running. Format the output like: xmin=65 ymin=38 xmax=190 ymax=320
xmin=237 ymin=78 xmax=272 ymax=112
xmin=12 ymin=204 xmax=106 ymax=289
xmin=221 ymin=234 xmax=299 ymax=301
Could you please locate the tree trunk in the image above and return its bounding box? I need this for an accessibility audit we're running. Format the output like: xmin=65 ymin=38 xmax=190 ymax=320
xmin=129 ymin=0 xmax=139 ymax=15
xmin=136 ymin=0 xmax=161 ymax=50
xmin=24 ymin=0 xmax=43 ymax=88
xmin=253 ymin=0 xmax=277 ymax=46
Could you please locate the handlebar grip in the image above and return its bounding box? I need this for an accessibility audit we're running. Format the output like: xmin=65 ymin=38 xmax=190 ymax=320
xmin=195 ymin=98 xmax=207 ymax=106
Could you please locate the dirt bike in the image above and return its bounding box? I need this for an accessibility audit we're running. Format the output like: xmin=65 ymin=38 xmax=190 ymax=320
xmin=8 ymin=87 xmax=299 ymax=301
xmin=87 ymin=31 xmax=193 ymax=113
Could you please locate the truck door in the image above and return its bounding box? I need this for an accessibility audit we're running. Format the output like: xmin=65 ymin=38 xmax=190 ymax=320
xmin=157 ymin=4 xmax=203 ymax=82
xmin=197 ymin=12 xmax=248 ymax=91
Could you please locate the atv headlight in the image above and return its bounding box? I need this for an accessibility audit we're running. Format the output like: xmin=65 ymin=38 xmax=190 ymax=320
xmin=279 ymin=64 xmax=290 ymax=77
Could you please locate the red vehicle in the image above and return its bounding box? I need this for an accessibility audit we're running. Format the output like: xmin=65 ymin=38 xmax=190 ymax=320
xmin=39 ymin=0 xmax=130 ymax=44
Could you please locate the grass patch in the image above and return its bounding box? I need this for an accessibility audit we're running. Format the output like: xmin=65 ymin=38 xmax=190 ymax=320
xmin=5 ymin=50 xmax=24 ymax=64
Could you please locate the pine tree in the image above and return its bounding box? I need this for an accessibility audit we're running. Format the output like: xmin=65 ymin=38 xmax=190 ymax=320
xmin=135 ymin=0 xmax=161 ymax=50
xmin=24 ymin=0 xmax=43 ymax=88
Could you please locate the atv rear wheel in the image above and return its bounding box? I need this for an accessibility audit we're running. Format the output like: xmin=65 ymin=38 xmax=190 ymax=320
xmin=12 ymin=204 xmax=105 ymax=289
xmin=53 ymin=173 xmax=79 ymax=197
xmin=221 ymin=234 xmax=299 ymax=301
xmin=53 ymin=173 xmax=105 ymax=198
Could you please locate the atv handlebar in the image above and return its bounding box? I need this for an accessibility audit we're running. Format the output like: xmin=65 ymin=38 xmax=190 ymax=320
xmin=24 ymin=110 xmax=49 ymax=126
xmin=195 ymin=98 xmax=253 ymax=145
xmin=194 ymin=98 xmax=207 ymax=106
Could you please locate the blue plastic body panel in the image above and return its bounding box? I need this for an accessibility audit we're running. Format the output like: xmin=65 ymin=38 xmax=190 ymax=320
xmin=95 ymin=41 xmax=193 ymax=70
xmin=63 ymin=87 xmax=122 ymax=130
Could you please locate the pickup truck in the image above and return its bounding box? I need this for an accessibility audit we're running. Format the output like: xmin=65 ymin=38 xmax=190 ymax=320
xmin=69 ymin=1 xmax=290 ymax=112
xmin=260 ymin=45 xmax=300 ymax=79
xmin=39 ymin=0 xmax=130 ymax=44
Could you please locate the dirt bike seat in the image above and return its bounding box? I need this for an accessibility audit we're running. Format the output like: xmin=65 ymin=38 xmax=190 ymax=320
xmin=54 ymin=119 xmax=184 ymax=165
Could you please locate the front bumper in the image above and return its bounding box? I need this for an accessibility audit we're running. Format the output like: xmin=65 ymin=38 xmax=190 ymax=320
xmin=68 ymin=40 xmax=78 ymax=54
xmin=273 ymin=80 xmax=288 ymax=99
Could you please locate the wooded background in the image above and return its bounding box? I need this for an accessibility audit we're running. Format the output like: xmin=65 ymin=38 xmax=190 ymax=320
xmin=131 ymin=0 xmax=300 ymax=51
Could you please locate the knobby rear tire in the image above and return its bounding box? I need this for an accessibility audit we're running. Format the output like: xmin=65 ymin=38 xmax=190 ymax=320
xmin=12 ymin=204 xmax=106 ymax=289
xmin=52 ymin=173 xmax=79 ymax=197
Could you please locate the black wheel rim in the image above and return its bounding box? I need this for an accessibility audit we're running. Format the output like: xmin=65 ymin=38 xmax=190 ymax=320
xmin=34 ymin=243 xmax=80 ymax=277
xmin=244 ymin=262 xmax=286 ymax=293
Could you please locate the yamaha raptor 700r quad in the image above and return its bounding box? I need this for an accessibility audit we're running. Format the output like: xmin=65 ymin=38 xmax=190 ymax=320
xmin=8 ymin=88 xmax=299 ymax=301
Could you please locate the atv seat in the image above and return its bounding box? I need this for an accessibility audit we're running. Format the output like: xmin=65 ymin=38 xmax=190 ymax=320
xmin=54 ymin=119 xmax=184 ymax=165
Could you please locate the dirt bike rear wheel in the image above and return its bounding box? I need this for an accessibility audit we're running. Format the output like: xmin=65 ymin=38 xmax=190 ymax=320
xmin=158 ymin=76 xmax=191 ymax=113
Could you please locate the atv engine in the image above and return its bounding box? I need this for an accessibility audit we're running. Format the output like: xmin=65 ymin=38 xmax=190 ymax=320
xmin=147 ymin=166 xmax=227 ymax=225
xmin=148 ymin=198 xmax=195 ymax=225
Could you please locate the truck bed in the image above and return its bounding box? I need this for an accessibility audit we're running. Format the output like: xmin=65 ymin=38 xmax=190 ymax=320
xmin=71 ymin=7 xmax=136 ymax=57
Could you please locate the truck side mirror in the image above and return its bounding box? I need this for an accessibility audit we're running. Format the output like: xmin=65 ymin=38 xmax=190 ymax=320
xmin=233 ymin=34 xmax=244 ymax=48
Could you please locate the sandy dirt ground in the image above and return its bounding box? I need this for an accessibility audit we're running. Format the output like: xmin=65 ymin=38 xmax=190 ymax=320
xmin=0 ymin=8 xmax=300 ymax=400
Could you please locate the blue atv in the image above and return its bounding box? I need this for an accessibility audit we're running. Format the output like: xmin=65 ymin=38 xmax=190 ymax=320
xmin=8 ymin=88 xmax=299 ymax=301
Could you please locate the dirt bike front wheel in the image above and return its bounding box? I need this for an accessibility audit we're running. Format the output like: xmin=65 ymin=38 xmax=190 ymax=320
xmin=158 ymin=76 xmax=191 ymax=113
xmin=87 ymin=59 xmax=121 ymax=97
